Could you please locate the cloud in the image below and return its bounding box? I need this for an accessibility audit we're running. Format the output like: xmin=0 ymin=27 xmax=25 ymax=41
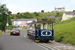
xmin=1 ymin=0 xmax=75 ymax=14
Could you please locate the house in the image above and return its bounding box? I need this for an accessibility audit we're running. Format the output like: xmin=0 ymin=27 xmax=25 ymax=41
xmin=61 ymin=12 xmax=75 ymax=21
xmin=11 ymin=18 xmax=37 ymax=27
xmin=54 ymin=7 xmax=65 ymax=12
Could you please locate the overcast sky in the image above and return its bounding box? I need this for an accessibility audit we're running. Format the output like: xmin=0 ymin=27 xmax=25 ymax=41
xmin=0 ymin=0 xmax=75 ymax=14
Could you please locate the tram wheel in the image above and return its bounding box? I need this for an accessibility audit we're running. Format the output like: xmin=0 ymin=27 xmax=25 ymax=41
xmin=39 ymin=40 xmax=43 ymax=43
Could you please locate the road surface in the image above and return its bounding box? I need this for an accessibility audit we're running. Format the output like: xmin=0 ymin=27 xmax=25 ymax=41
xmin=0 ymin=30 xmax=47 ymax=50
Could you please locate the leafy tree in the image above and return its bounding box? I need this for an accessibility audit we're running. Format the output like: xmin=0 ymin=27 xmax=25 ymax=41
xmin=73 ymin=10 xmax=75 ymax=12
xmin=34 ymin=12 xmax=39 ymax=16
xmin=41 ymin=10 xmax=44 ymax=19
xmin=0 ymin=4 xmax=11 ymax=32
xmin=17 ymin=12 xmax=20 ymax=14
xmin=55 ymin=12 xmax=59 ymax=17
xmin=16 ymin=12 xmax=23 ymax=19
xmin=23 ymin=12 xmax=32 ymax=18
xmin=41 ymin=10 xmax=44 ymax=12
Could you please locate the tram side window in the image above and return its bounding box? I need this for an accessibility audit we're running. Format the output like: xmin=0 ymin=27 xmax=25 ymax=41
xmin=36 ymin=25 xmax=41 ymax=29
xmin=28 ymin=24 xmax=35 ymax=29
xmin=28 ymin=25 xmax=32 ymax=29
xmin=32 ymin=24 xmax=35 ymax=29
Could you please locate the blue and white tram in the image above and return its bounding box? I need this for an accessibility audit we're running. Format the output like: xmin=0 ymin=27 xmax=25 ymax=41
xmin=27 ymin=20 xmax=54 ymax=42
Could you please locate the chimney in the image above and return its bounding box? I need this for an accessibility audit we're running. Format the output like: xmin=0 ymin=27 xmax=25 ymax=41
xmin=14 ymin=17 xmax=16 ymax=20
xmin=35 ymin=17 xmax=37 ymax=22
xmin=69 ymin=11 xmax=71 ymax=13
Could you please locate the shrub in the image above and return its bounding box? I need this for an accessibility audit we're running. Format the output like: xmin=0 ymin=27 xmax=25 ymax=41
xmin=6 ymin=26 xmax=17 ymax=30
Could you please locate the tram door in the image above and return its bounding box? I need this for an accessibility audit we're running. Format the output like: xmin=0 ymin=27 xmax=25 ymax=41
xmin=36 ymin=24 xmax=41 ymax=37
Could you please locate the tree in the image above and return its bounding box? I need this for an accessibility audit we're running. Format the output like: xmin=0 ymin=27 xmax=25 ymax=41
xmin=41 ymin=10 xmax=44 ymax=12
xmin=55 ymin=12 xmax=59 ymax=17
xmin=0 ymin=4 xmax=12 ymax=32
xmin=23 ymin=12 xmax=32 ymax=18
xmin=34 ymin=12 xmax=39 ymax=16
xmin=41 ymin=10 xmax=44 ymax=19
xmin=73 ymin=10 xmax=75 ymax=12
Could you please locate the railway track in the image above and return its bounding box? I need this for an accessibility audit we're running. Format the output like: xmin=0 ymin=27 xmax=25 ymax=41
xmin=26 ymin=36 xmax=75 ymax=50
xmin=39 ymin=41 xmax=75 ymax=50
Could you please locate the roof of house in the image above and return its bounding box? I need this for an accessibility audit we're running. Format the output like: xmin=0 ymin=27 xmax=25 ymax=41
xmin=11 ymin=18 xmax=36 ymax=21
xmin=64 ymin=12 xmax=75 ymax=15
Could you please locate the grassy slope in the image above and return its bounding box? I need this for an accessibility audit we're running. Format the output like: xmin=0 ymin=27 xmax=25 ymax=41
xmin=54 ymin=17 xmax=75 ymax=45
xmin=37 ymin=12 xmax=63 ymax=21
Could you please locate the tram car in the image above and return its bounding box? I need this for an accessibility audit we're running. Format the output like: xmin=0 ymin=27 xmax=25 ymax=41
xmin=27 ymin=19 xmax=54 ymax=42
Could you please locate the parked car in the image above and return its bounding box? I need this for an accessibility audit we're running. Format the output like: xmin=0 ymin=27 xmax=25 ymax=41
xmin=10 ymin=28 xmax=20 ymax=35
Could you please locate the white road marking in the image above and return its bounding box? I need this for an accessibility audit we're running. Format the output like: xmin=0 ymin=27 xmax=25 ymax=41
xmin=24 ymin=35 xmax=49 ymax=50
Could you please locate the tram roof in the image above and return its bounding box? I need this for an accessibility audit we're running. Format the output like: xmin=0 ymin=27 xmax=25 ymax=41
xmin=28 ymin=20 xmax=54 ymax=25
xmin=36 ymin=20 xmax=54 ymax=24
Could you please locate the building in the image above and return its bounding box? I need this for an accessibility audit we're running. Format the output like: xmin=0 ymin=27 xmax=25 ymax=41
xmin=61 ymin=12 xmax=75 ymax=21
xmin=54 ymin=7 xmax=65 ymax=12
xmin=11 ymin=18 xmax=37 ymax=27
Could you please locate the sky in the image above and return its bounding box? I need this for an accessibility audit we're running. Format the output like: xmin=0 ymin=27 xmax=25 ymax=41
xmin=0 ymin=0 xmax=75 ymax=14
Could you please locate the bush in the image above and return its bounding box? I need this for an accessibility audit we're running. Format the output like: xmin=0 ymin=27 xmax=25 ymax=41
xmin=0 ymin=32 xmax=2 ymax=34
xmin=6 ymin=26 xmax=17 ymax=30
xmin=56 ymin=36 xmax=64 ymax=42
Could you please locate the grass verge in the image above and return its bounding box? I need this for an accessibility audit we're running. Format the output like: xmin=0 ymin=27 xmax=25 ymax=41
xmin=20 ymin=29 xmax=27 ymax=31
xmin=0 ymin=32 xmax=2 ymax=34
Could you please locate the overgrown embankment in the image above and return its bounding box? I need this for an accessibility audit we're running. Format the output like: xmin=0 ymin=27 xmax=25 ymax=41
xmin=54 ymin=17 xmax=75 ymax=45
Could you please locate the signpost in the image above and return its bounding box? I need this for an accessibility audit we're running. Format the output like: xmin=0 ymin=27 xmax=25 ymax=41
xmin=6 ymin=22 xmax=9 ymax=26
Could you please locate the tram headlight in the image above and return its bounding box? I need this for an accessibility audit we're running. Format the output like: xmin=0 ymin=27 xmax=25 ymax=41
xmin=37 ymin=38 xmax=38 ymax=39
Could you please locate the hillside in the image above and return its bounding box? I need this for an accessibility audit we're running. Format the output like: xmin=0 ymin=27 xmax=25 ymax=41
xmin=54 ymin=17 xmax=75 ymax=45
xmin=10 ymin=12 xmax=63 ymax=21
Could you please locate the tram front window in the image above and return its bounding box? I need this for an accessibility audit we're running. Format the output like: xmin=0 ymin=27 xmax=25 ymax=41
xmin=43 ymin=23 xmax=48 ymax=29
xmin=43 ymin=23 xmax=52 ymax=29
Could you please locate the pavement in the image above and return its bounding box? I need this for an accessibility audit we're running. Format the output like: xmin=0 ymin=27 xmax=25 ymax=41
xmin=0 ymin=30 xmax=47 ymax=50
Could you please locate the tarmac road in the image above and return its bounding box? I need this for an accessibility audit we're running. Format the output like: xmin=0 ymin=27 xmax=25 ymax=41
xmin=0 ymin=30 xmax=47 ymax=50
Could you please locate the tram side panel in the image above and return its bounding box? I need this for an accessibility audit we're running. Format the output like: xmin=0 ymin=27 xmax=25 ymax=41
xmin=27 ymin=29 xmax=35 ymax=40
xmin=27 ymin=29 xmax=54 ymax=41
xmin=37 ymin=29 xmax=54 ymax=41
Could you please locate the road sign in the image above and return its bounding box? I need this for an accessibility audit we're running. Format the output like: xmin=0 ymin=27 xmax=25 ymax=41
xmin=6 ymin=22 xmax=9 ymax=26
